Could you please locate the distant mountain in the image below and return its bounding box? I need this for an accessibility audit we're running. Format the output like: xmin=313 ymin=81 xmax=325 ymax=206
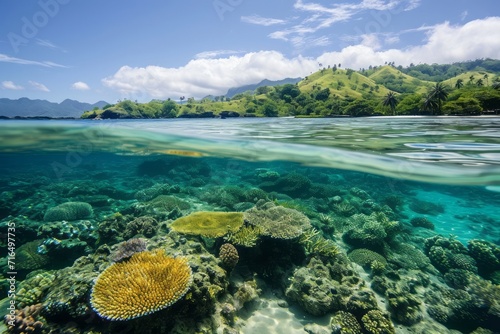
xmin=0 ymin=98 xmax=108 ymax=118
xmin=225 ymin=77 xmax=302 ymax=98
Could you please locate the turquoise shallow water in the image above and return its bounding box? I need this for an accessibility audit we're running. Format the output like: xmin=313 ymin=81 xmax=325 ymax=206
xmin=0 ymin=117 xmax=499 ymax=334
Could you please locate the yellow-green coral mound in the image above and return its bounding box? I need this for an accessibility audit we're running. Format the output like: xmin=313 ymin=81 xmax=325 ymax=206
xmin=90 ymin=249 xmax=192 ymax=320
xmin=170 ymin=211 xmax=244 ymax=238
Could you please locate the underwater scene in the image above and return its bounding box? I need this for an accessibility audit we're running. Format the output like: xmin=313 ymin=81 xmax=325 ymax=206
xmin=0 ymin=117 xmax=500 ymax=334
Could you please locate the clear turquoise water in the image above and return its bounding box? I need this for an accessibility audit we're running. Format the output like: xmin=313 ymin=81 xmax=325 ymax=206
xmin=0 ymin=117 xmax=499 ymax=333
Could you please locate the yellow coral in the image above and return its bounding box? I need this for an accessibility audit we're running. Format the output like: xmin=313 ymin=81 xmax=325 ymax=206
xmin=90 ymin=250 xmax=192 ymax=320
xmin=170 ymin=211 xmax=244 ymax=238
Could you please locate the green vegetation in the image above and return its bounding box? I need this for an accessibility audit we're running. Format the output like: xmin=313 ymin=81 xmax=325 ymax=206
xmin=81 ymin=59 xmax=500 ymax=119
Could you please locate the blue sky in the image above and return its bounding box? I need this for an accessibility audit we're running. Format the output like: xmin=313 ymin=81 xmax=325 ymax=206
xmin=0 ymin=0 xmax=499 ymax=103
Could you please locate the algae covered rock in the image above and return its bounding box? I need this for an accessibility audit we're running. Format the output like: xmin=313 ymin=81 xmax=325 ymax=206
xmin=43 ymin=201 xmax=93 ymax=222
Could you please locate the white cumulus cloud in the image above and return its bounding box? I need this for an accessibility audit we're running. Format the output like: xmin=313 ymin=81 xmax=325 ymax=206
xmin=102 ymin=17 xmax=500 ymax=100
xmin=29 ymin=81 xmax=50 ymax=92
xmin=2 ymin=81 xmax=24 ymax=90
xmin=72 ymin=81 xmax=90 ymax=90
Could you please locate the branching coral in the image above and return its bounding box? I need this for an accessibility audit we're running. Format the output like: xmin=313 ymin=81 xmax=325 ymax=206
xmin=224 ymin=225 xmax=263 ymax=247
xmin=90 ymin=249 xmax=192 ymax=320
xmin=299 ymin=228 xmax=339 ymax=257
xmin=170 ymin=211 xmax=244 ymax=238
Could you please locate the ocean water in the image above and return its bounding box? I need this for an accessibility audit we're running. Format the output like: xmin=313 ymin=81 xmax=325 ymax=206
xmin=0 ymin=117 xmax=499 ymax=334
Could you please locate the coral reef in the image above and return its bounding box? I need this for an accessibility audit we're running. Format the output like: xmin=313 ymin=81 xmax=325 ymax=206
xmin=467 ymin=239 xmax=500 ymax=278
xmin=348 ymin=249 xmax=387 ymax=268
xmin=343 ymin=212 xmax=400 ymax=251
xmin=219 ymin=243 xmax=239 ymax=269
xmin=410 ymin=217 xmax=435 ymax=230
xmin=330 ymin=311 xmax=362 ymax=334
xmin=15 ymin=240 xmax=50 ymax=272
xmin=43 ymin=201 xmax=93 ymax=222
xmin=90 ymin=249 xmax=193 ymax=320
xmin=170 ymin=211 xmax=244 ymax=238
xmin=15 ymin=272 xmax=56 ymax=308
xmin=4 ymin=303 xmax=44 ymax=334
xmin=259 ymin=172 xmax=312 ymax=198
xmin=244 ymin=200 xmax=311 ymax=240
xmin=361 ymin=310 xmax=395 ymax=334
xmin=111 ymin=238 xmax=147 ymax=262
xmin=299 ymin=228 xmax=339 ymax=258
xmin=123 ymin=216 xmax=159 ymax=239
xmin=224 ymin=225 xmax=263 ymax=247
xmin=409 ymin=199 xmax=445 ymax=215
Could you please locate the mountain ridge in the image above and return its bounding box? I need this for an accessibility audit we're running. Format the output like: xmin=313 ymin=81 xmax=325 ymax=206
xmin=0 ymin=98 xmax=108 ymax=118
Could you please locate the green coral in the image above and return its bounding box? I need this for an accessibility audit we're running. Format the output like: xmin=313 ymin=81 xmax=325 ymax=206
xmin=386 ymin=287 xmax=422 ymax=325
xmin=348 ymin=249 xmax=387 ymax=268
xmin=330 ymin=311 xmax=362 ymax=334
xmin=467 ymin=239 xmax=500 ymax=278
xmin=244 ymin=201 xmax=311 ymax=240
xmin=16 ymin=240 xmax=50 ymax=271
xmin=224 ymin=225 xmax=263 ymax=247
xmin=15 ymin=271 xmax=56 ymax=308
xmin=343 ymin=212 xmax=399 ymax=250
xmin=170 ymin=211 xmax=244 ymax=238
xmin=299 ymin=228 xmax=339 ymax=257
xmin=361 ymin=310 xmax=396 ymax=334
xmin=410 ymin=217 xmax=434 ymax=230
xmin=387 ymin=243 xmax=430 ymax=270
xmin=146 ymin=195 xmax=190 ymax=211
xmin=43 ymin=202 xmax=93 ymax=222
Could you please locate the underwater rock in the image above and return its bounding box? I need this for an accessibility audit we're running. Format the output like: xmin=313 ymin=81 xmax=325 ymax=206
xmin=410 ymin=217 xmax=435 ymax=230
xmin=259 ymin=172 xmax=312 ymax=198
xmin=123 ymin=215 xmax=159 ymax=239
xmin=111 ymin=238 xmax=148 ymax=262
xmin=409 ymin=199 xmax=445 ymax=215
xmin=285 ymin=255 xmax=372 ymax=317
xmin=43 ymin=201 xmax=93 ymax=222
xmin=386 ymin=287 xmax=423 ymax=325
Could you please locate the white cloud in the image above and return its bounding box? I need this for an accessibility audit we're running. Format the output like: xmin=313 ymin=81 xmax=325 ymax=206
xmin=102 ymin=18 xmax=500 ymax=100
xmin=29 ymin=81 xmax=50 ymax=92
xmin=2 ymin=81 xmax=24 ymax=90
xmin=195 ymin=50 xmax=243 ymax=59
xmin=0 ymin=54 xmax=67 ymax=68
xmin=72 ymin=81 xmax=90 ymax=90
xmin=241 ymin=15 xmax=287 ymax=26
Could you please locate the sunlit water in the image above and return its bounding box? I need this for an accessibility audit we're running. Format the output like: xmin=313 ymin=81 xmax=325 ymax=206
xmin=0 ymin=117 xmax=499 ymax=333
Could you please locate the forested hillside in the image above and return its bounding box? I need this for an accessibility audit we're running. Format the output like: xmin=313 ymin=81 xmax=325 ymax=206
xmin=82 ymin=59 xmax=500 ymax=119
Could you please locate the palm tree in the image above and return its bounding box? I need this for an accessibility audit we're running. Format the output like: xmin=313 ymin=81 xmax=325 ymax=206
xmin=383 ymin=92 xmax=398 ymax=115
xmin=429 ymin=82 xmax=449 ymax=114
xmin=483 ymin=74 xmax=489 ymax=86
xmin=455 ymin=78 xmax=464 ymax=89
xmin=468 ymin=75 xmax=475 ymax=85
xmin=423 ymin=95 xmax=439 ymax=114
xmin=476 ymin=79 xmax=484 ymax=87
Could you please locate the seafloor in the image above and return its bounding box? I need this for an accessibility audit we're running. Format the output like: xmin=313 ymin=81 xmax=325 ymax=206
xmin=1 ymin=153 xmax=499 ymax=334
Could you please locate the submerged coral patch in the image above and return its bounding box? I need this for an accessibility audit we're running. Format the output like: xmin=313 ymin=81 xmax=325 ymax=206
xmin=90 ymin=249 xmax=192 ymax=320
xmin=170 ymin=211 xmax=244 ymax=238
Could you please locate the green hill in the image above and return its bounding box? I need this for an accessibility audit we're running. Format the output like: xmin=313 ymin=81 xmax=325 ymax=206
xmin=82 ymin=60 xmax=500 ymax=119
xmin=368 ymin=66 xmax=433 ymax=94
xmin=299 ymin=68 xmax=391 ymax=99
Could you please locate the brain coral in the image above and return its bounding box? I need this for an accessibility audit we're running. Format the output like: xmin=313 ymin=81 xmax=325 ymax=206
xmin=170 ymin=211 xmax=244 ymax=238
xmin=90 ymin=249 xmax=192 ymax=320
xmin=43 ymin=202 xmax=93 ymax=222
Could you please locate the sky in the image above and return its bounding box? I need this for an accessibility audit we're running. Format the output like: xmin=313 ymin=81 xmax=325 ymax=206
xmin=0 ymin=0 xmax=499 ymax=103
